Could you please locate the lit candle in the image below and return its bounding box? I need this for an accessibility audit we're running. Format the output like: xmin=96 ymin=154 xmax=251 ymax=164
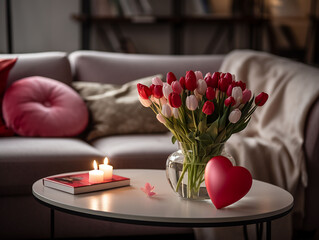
xmin=89 ymin=160 xmax=104 ymax=183
xmin=99 ymin=157 xmax=113 ymax=180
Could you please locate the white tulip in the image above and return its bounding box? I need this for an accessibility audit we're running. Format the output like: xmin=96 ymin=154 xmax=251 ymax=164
xmin=162 ymin=104 xmax=172 ymax=118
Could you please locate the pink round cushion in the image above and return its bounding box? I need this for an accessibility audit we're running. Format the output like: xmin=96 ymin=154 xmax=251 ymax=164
xmin=2 ymin=76 xmax=88 ymax=137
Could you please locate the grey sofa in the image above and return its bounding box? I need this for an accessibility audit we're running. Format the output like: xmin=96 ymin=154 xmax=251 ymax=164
xmin=0 ymin=50 xmax=318 ymax=239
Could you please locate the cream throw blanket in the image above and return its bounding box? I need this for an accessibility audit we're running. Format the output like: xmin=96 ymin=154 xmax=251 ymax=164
xmin=220 ymin=50 xmax=319 ymax=223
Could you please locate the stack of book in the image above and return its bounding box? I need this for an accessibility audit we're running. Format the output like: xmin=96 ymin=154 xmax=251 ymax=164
xmin=43 ymin=172 xmax=130 ymax=194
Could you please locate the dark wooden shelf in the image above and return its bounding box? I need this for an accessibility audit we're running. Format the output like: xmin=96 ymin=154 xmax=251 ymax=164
xmin=72 ymin=13 xmax=269 ymax=25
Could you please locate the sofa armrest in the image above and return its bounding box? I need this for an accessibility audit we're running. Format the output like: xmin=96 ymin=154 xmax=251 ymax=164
xmin=0 ymin=52 xmax=72 ymax=86
xmin=303 ymin=96 xmax=319 ymax=231
xmin=69 ymin=50 xmax=225 ymax=84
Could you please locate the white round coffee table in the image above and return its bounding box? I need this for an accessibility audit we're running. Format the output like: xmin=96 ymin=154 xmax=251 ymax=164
xmin=32 ymin=169 xmax=293 ymax=240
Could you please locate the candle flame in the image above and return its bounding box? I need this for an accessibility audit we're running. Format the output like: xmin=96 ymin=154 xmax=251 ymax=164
xmin=104 ymin=157 xmax=109 ymax=165
xmin=93 ymin=160 xmax=97 ymax=170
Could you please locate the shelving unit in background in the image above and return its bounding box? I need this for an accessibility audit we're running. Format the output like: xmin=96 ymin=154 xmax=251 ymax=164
xmin=72 ymin=0 xmax=318 ymax=65
xmin=72 ymin=0 xmax=268 ymax=55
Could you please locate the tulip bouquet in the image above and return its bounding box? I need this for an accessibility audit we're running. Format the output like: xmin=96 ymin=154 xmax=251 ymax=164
xmin=137 ymin=70 xmax=268 ymax=198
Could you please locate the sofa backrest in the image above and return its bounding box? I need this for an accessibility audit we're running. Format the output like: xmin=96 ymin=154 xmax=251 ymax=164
xmin=69 ymin=50 xmax=225 ymax=84
xmin=0 ymin=52 xmax=73 ymax=87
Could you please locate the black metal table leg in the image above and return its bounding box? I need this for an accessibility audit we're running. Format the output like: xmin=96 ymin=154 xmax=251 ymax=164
xmin=256 ymin=222 xmax=263 ymax=240
xmin=266 ymin=221 xmax=271 ymax=240
xmin=243 ymin=224 xmax=249 ymax=240
xmin=51 ymin=208 xmax=55 ymax=239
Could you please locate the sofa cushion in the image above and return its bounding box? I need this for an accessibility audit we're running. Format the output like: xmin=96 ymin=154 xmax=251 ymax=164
xmin=0 ymin=137 xmax=104 ymax=196
xmin=2 ymin=76 xmax=89 ymax=137
xmin=72 ymin=75 xmax=167 ymax=141
xmin=91 ymin=133 xmax=178 ymax=169
xmin=0 ymin=58 xmax=17 ymax=137
xmin=69 ymin=50 xmax=225 ymax=85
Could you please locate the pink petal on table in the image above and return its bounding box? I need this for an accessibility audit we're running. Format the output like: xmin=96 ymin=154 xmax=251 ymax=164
xmin=141 ymin=183 xmax=156 ymax=197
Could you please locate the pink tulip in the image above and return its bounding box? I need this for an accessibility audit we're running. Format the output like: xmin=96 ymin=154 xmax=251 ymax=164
xmin=232 ymin=86 xmax=243 ymax=104
xmin=185 ymin=70 xmax=197 ymax=91
xmin=166 ymin=72 xmax=177 ymax=85
xmin=202 ymin=101 xmax=215 ymax=115
xmin=138 ymin=96 xmax=152 ymax=107
xmin=153 ymin=85 xmax=163 ymax=99
xmin=204 ymin=72 xmax=211 ymax=78
xmin=162 ymin=83 xmax=173 ymax=99
xmin=195 ymin=71 xmax=203 ymax=81
xmin=242 ymin=89 xmax=252 ymax=104
xmin=229 ymin=109 xmax=242 ymax=123
xmin=196 ymin=79 xmax=207 ymax=95
xmin=255 ymin=92 xmax=268 ymax=106
xmin=172 ymin=108 xmax=179 ymax=119
xmin=152 ymin=76 xmax=163 ymax=86
xmin=168 ymin=92 xmax=182 ymax=108
xmin=162 ymin=104 xmax=172 ymax=117
xmin=206 ymin=87 xmax=215 ymax=100
xmin=186 ymin=95 xmax=198 ymax=111
xmin=151 ymin=96 xmax=167 ymax=106
xmin=171 ymin=81 xmax=183 ymax=94
xmin=156 ymin=114 xmax=166 ymax=124
xmin=194 ymin=89 xmax=203 ymax=101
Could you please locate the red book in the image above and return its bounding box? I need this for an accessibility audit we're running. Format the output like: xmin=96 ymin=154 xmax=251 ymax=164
xmin=43 ymin=172 xmax=130 ymax=194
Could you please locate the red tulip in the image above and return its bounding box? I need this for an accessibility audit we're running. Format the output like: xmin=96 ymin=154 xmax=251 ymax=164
xmin=255 ymin=92 xmax=268 ymax=106
xmin=206 ymin=87 xmax=215 ymax=100
xmin=153 ymin=85 xmax=163 ymax=99
xmin=185 ymin=70 xmax=197 ymax=91
xmin=226 ymin=84 xmax=234 ymax=96
xmin=168 ymin=92 xmax=182 ymax=108
xmin=179 ymin=77 xmax=186 ymax=89
xmin=206 ymin=72 xmax=219 ymax=88
xmin=218 ymin=77 xmax=229 ymax=92
xmin=149 ymin=84 xmax=155 ymax=93
xmin=166 ymin=72 xmax=177 ymax=85
xmin=237 ymin=81 xmax=246 ymax=91
xmin=225 ymin=96 xmax=236 ymax=107
xmin=224 ymin=73 xmax=233 ymax=85
xmin=137 ymin=83 xmax=152 ymax=99
xmin=202 ymin=101 xmax=215 ymax=115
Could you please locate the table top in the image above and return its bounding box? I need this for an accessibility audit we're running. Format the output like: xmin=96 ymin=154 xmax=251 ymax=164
xmin=32 ymin=169 xmax=294 ymax=227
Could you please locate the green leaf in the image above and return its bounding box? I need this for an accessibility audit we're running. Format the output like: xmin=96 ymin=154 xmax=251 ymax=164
xmin=241 ymin=97 xmax=254 ymax=117
xmin=195 ymin=133 xmax=211 ymax=143
xmin=198 ymin=118 xmax=207 ymax=134
xmin=171 ymin=135 xmax=177 ymax=144
xmin=218 ymin=107 xmax=230 ymax=132
xmin=187 ymin=132 xmax=196 ymax=142
xmin=206 ymin=118 xmax=219 ymax=141
xmin=232 ymin=118 xmax=251 ymax=134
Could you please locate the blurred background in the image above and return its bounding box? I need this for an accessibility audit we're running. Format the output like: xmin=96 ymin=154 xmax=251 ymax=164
xmin=0 ymin=0 xmax=318 ymax=65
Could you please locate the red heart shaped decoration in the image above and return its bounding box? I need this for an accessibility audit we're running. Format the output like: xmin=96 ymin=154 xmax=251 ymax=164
xmin=205 ymin=156 xmax=252 ymax=209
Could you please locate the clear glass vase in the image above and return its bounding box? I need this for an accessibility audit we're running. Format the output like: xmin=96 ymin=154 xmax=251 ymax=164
xmin=166 ymin=142 xmax=234 ymax=200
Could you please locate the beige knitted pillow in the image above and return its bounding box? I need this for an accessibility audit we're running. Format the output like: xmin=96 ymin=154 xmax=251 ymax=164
xmin=72 ymin=75 xmax=167 ymax=141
